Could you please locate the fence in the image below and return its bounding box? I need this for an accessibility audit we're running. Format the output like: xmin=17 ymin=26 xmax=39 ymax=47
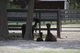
xmin=7 ymin=9 xmax=80 ymax=37
xmin=60 ymin=9 xmax=80 ymax=32
xmin=7 ymin=9 xmax=61 ymax=38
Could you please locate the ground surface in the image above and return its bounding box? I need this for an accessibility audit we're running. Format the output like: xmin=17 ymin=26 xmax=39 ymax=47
xmin=0 ymin=24 xmax=80 ymax=53
xmin=0 ymin=32 xmax=80 ymax=51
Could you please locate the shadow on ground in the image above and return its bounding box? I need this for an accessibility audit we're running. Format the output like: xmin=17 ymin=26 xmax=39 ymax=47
xmin=0 ymin=38 xmax=80 ymax=50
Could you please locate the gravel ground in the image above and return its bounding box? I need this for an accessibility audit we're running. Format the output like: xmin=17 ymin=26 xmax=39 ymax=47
xmin=0 ymin=32 xmax=80 ymax=51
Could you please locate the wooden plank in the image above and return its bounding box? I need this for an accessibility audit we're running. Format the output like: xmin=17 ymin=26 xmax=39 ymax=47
xmin=61 ymin=13 xmax=80 ymax=16
xmin=8 ymin=28 xmax=57 ymax=30
xmin=8 ymin=25 xmax=22 ymax=27
xmin=8 ymin=28 xmax=21 ymax=30
xmin=60 ymin=9 xmax=80 ymax=11
xmin=7 ymin=9 xmax=58 ymax=12
xmin=35 ymin=28 xmax=57 ymax=30
xmin=8 ymin=16 xmax=57 ymax=21
xmin=61 ymin=30 xmax=80 ymax=32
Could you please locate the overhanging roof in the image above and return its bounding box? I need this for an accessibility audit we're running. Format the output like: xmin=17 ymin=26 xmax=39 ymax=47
xmin=39 ymin=0 xmax=67 ymax=1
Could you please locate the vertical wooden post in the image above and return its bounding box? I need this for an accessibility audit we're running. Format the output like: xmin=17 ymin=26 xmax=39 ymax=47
xmin=35 ymin=10 xmax=38 ymax=33
xmin=57 ymin=9 xmax=61 ymax=38
xmin=39 ymin=12 xmax=41 ymax=33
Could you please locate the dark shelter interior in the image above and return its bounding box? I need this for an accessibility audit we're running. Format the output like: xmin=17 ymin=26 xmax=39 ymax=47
xmin=34 ymin=1 xmax=64 ymax=9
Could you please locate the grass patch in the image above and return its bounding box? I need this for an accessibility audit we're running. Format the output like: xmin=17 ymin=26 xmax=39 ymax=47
xmin=8 ymin=20 xmax=80 ymax=25
xmin=0 ymin=45 xmax=80 ymax=53
xmin=8 ymin=23 xmax=17 ymax=25
xmin=0 ymin=47 xmax=80 ymax=53
xmin=17 ymin=23 xmax=26 ymax=25
xmin=13 ymin=49 xmax=80 ymax=53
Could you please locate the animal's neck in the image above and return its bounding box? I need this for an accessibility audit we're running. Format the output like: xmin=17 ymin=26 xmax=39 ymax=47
xmin=40 ymin=34 xmax=42 ymax=38
xmin=47 ymin=28 xmax=50 ymax=35
xmin=34 ymin=22 xmax=37 ymax=27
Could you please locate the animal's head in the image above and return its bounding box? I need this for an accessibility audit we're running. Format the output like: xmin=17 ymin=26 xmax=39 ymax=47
xmin=46 ymin=23 xmax=51 ymax=28
xmin=34 ymin=18 xmax=40 ymax=23
xmin=39 ymin=32 xmax=43 ymax=35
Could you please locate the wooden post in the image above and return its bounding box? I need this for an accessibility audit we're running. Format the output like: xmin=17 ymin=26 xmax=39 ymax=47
xmin=39 ymin=12 xmax=41 ymax=33
xmin=57 ymin=9 xmax=61 ymax=38
xmin=35 ymin=10 xmax=38 ymax=33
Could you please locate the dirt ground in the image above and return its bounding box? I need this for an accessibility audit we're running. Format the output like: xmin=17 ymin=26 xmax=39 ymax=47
xmin=0 ymin=31 xmax=80 ymax=51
